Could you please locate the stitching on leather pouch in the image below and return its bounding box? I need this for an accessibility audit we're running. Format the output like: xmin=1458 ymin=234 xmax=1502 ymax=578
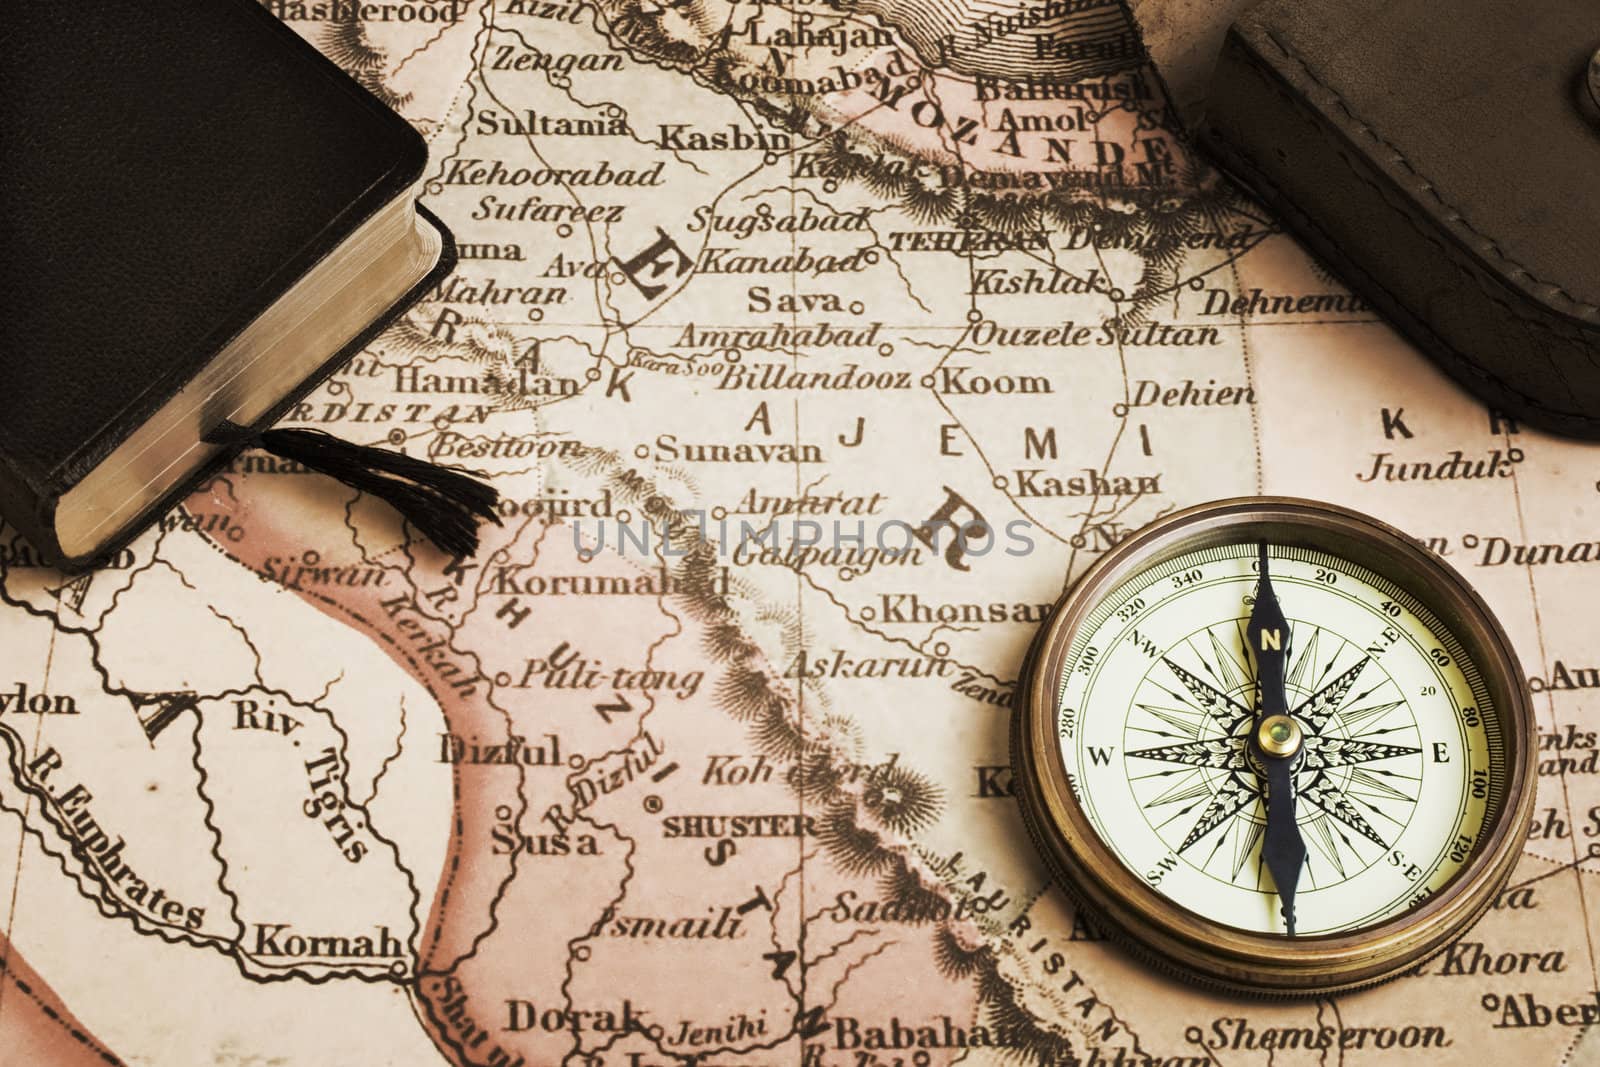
xmin=1212 ymin=54 xmax=1593 ymax=421
xmin=1215 ymin=33 xmax=1600 ymax=423
xmin=1228 ymin=36 xmax=1583 ymax=348
xmin=1204 ymin=129 xmax=1590 ymax=423
xmin=1260 ymin=28 xmax=1600 ymax=320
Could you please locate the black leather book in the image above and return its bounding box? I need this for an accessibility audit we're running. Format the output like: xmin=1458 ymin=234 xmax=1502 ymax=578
xmin=1197 ymin=0 xmax=1600 ymax=438
xmin=1 ymin=0 xmax=455 ymax=571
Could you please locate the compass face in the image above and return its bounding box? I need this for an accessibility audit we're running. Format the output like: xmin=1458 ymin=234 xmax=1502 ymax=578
xmin=1055 ymin=541 xmax=1502 ymax=938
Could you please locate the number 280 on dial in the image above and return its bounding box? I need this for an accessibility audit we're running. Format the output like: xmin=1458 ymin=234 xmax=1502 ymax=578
xmin=1012 ymin=498 xmax=1536 ymax=996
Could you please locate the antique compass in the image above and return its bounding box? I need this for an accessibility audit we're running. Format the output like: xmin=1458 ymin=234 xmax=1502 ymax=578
xmin=1013 ymin=498 xmax=1536 ymax=995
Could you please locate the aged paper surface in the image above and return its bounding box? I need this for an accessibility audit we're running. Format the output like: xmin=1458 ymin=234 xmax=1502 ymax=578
xmin=1 ymin=1 xmax=1597 ymax=1064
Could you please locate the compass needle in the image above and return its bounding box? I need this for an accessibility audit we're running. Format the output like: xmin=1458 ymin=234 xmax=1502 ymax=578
xmin=1017 ymin=499 xmax=1537 ymax=993
xmin=1246 ymin=543 xmax=1308 ymax=936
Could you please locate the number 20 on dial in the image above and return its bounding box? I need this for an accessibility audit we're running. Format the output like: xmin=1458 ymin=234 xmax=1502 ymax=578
xmin=1012 ymin=498 xmax=1536 ymax=995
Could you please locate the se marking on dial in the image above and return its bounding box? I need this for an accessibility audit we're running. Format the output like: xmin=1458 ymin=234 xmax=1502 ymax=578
xmin=1055 ymin=543 xmax=1498 ymax=936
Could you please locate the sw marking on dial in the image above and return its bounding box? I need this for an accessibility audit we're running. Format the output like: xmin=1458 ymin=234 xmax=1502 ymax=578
xmin=1056 ymin=543 xmax=1497 ymax=937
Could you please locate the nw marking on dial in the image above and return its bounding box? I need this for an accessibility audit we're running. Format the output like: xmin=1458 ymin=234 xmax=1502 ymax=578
xmin=1127 ymin=625 xmax=1422 ymax=891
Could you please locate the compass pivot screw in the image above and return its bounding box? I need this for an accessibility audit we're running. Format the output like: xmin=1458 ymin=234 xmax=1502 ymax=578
xmin=1257 ymin=714 xmax=1303 ymax=759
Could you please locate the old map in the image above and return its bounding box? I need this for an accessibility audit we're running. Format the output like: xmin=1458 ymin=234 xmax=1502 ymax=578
xmin=2 ymin=0 xmax=1599 ymax=1063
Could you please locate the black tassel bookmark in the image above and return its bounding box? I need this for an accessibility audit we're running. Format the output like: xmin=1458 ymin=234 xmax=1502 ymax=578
xmin=206 ymin=421 xmax=501 ymax=557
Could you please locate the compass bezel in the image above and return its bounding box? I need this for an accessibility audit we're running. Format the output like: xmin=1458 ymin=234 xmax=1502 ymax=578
xmin=1013 ymin=497 xmax=1536 ymax=995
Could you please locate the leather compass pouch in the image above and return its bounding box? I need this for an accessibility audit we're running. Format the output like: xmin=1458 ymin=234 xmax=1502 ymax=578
xmin=1199 ymin=0 xmax=1600 ymax=438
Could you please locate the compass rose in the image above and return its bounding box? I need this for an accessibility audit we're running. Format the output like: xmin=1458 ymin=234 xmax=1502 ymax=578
xmin=1125 ymin=623 xmax=1422 ymax=892
xmin=1018 ymin=500 xmax=1533 ymax=990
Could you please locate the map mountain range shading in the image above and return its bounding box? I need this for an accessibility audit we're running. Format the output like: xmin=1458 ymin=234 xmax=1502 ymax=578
xmin=0 ymin=0 xmax=1594 ymax=1062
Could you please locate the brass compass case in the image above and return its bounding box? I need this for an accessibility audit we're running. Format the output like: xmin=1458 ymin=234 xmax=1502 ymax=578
xmin=1012 ymin=498 xmax=1537 ymax=996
